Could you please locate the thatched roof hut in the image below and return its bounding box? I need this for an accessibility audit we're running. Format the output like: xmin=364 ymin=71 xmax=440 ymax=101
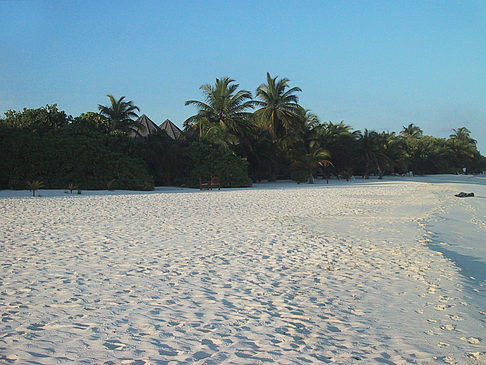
xmin=159 ymin=119 xmax=182 ymax=140
xmin=130 ymin=114 xmax=162 ymax=138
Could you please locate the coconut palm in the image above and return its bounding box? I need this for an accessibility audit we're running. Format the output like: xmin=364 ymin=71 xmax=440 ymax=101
xmin=401 ymin=123 xmax=423 ymax=138
xmin=255 ymin=73 xmax=302 ymax=142
xmin=317 ymin=121 xmax=359 ymax=176
xmin=358 ymin=129 xmax=393 ymax=178
xmin=449 ymin=127 xmax=476 ymax=147
xmin=448 ymin=127 xmax=477 ymax=170
xmin=296 ymin=107 xmax=320 ymax=130
xmin=184 ymin=77 xmax=255 ymax=145
xmin=291 ymin=140 xmax=332 ymax=184
xmin=98 ymin=94 xmax=142 ymax=135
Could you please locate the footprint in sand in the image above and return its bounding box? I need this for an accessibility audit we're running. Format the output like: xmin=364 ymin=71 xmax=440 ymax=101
xmin=440 ymin=324 xmax=455 ymax=331
xmin=103 ymin=340 xmax=126 ymax=350
xmin=437 ymin=342 xmax=449 ymax=348
xmin=461 ymin=337 xmax=481 ymax=344
xmin=438 ymin=296 xmax=450 ymax=303
xmin=26 ymin=323 xmax=46 ymax=331
xmin=467 ymin=352 xmax=482 ymax=360
xmin=449 ymin=315 xmax=463 ymax=321
xmin=443 ymin=355 xmax=456 ymax=364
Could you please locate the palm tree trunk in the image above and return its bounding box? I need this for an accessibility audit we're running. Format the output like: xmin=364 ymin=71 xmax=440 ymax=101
xmin=308 ymin=169 xmax=314 ymax=184
xmin=374 ymin=155 xmax=383 ymax=179
xmin=364 ymin=159 xmax=370 ymax=179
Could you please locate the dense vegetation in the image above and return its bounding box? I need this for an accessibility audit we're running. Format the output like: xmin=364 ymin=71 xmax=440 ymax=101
xmin=1 ymin=76 xmax=484 ymax=191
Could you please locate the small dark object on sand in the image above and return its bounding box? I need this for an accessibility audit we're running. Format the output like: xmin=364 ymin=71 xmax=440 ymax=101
xmin=455 ymin=192 xmax=474 ymax=198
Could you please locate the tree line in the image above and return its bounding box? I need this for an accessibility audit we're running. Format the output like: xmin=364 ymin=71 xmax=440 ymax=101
xmin=1 ymin=73 xmax=484 ymax=190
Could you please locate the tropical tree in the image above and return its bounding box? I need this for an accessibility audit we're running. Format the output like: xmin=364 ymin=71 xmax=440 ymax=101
xmin=98 ymin=94 xmax=142 ymax=135
xmin=317 ymin=121 xmax=359 ymax=177
xmin=401 ymin=123 xmax=423 ymax=138
xmin=379 ymin=131 xmax=407 ymax=174
xmin=449 ymin=127 xmax=476 ymax=147
xmin=241 ymin=128 xmax=277 ymax=182
xmin=184 ymin=77 xmax=255 ymax=145
xmin=291 ymin=140 xmax=332 ymax=184
xmin=2 ymin=104 xmax=70 ymax=134
xmin=254 ymin=73 xmax=303 ymax=142
xmin=26 ymin=180 xmax=45 ymax=197
xmin=72 ymin=112 xmax=110 ymax=133
xmin=448 ymin=127 xmax=477 ymax=171
xmin=357 ymin=129 xmax=394 ymax=178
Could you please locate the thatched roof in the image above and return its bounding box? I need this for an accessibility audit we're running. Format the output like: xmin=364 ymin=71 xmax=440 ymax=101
xmin=159 ymin=119 xmax=182 ymax=140
xmin=130 ymin=114 xmax=162 ymax=138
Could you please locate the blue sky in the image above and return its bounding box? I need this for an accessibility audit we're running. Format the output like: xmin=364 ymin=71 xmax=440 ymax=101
xmin=1 ymin=0 xmax=485 ymax=152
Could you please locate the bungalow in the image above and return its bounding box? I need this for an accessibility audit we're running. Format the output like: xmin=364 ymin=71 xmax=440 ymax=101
xmin=130 ymin=115 xmax=182 ymax=141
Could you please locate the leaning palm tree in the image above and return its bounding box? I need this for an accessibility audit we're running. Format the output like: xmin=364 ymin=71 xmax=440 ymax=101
xmin=255 ymin=73 xmax=302 ymax=142
xmin=184 ymin=77 xmax=255 ymax=145
xmin=98 ymin=94 xmax=142 ymax=135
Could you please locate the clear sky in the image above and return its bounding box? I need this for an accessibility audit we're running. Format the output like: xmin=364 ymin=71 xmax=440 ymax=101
xmin=1 ymin=0 xmax=485 ymax=152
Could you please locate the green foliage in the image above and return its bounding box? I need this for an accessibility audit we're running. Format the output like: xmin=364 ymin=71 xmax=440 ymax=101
xmin=179 ymin=142 xmax=252 ymax=188
xmin=184 ymin=77 xmax=255 ymax=145
xmin=290 ymin=140 xmax=331 ymax=183
xmin=255 ymin=73 xmax=303 ymax=142
xmin=72 ymin=112 xmax=110 ymax=134
xmin=98 ymin=94 xmax=143 ymax=135
xmin=134 ymin=132 xmax=180 ymax=186
xmin=26 ymin=180 xmax=45 ymax=197
xmin=0 ymin=124 xmax=154 ymax=190
xmin=3 ymin=105 xmax=70 ymax=134
xmin=290 ymin=169 xmax=308 ymax=184
xmin=314 ymin=121 xmax=359 ymax=176
xmin=1 ymin=80 xmax=485 ymax=191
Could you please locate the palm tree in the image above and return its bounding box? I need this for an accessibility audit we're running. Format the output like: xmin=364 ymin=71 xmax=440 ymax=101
xmin=296 ymin=107 xmax=320 ymax=130
xmin=317 ymin=121 xmax=359 ymax=177
xmin=448 ymin=127 xmax=477 ymax=171
xmin=26 ymin=180 xmax=45 ymax=197
xmin=255 ymin=73 xmax=302 ymax=142
xmin=449 ymin=127 xmax=476 ymax=147
xmin=401 ymin=123 xmax=423 ymax=138
xmin=184 ymin=77 xmax=255 ymax=145
xmin=358 ymin=129 xmax=393 ymax=178
xmin=291 ymin=140 xmax=332 ymax=184
xmin=98 ymin=94 xmax=142 ymax=135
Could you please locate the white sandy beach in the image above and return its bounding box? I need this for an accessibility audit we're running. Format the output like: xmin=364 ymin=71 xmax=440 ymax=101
xmin=0 ymin=176 xmax=485 ymax=364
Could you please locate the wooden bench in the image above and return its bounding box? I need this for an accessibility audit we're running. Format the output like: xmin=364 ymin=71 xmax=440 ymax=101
xmin=200 ymin=176 xmax=221 ymax=190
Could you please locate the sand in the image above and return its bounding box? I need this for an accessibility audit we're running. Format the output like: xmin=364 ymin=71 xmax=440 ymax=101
xmin=0 ymin=176 xmax=485 ymax=364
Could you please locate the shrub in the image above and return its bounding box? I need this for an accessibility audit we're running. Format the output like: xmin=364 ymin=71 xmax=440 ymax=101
xmin=179 ymin=142 xmax=252 ymax=188
xmin=290 ymin=169 xmax=308 ymax=184
xmin=0 ymin=125 xmax=154 ymax=190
